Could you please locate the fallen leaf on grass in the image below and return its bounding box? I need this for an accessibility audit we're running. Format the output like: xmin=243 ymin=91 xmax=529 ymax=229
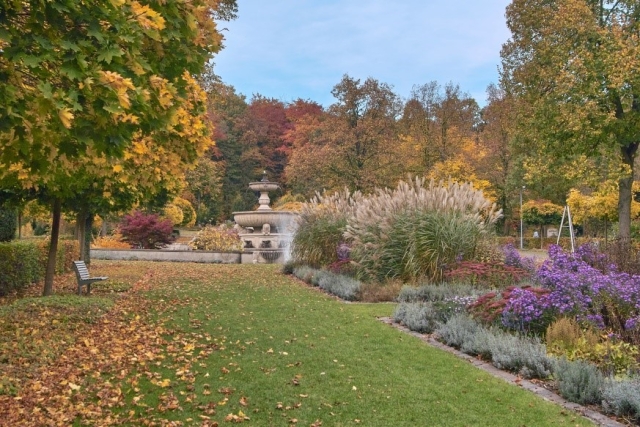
xmin=224 ymin=410 xmax=250 ymax=422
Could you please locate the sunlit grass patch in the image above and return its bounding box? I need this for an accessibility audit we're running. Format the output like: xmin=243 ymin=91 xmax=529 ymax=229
xmin=119 ymin=263 xmax=595 ymax=426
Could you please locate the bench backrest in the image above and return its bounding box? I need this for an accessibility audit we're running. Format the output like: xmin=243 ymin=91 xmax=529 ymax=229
xmin=73 ymin=260 xmax=91 ymax=281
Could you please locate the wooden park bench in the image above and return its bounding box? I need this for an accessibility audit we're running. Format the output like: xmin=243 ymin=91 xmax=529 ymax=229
xmin=73 ymin=260 xmax=108 ymax=295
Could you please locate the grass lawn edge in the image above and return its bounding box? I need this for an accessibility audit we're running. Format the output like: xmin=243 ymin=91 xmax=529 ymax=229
xmin=380 ymin=317 xmax=624 ymax=427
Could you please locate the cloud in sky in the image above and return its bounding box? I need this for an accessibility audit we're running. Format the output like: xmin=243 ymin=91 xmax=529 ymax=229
xmin=214 ymin=0 xmax=512 ymax=107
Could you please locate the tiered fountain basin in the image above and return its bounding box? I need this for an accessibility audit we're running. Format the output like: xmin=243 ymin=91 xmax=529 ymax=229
xmin=232 ymin=173 xmax=299 ymax=263
xmin=233 ymin=211 xmax=297 ymax=229
xmin=234 ymin=211 xmax=298 ymax=264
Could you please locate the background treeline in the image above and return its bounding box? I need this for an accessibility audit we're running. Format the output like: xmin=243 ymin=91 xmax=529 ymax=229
xmin=200 ymin=71 xmax=636 ymax=238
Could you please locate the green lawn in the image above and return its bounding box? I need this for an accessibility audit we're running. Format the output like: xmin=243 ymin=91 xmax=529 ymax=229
xmin=0 ymin=261 xmax=595 ymax=426
xmin=122 ymin=262 xmax=592 ymax=426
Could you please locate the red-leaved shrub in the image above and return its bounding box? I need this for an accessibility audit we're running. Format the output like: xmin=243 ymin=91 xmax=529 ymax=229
xmin=119 ymin=211 xmax=175 ymax=249
xmin=443 ymin=260 xmax=530 ymax=288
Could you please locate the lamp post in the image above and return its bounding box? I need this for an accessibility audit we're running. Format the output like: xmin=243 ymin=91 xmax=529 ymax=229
xmin=520 ymin=186 xmax=525 ymax=250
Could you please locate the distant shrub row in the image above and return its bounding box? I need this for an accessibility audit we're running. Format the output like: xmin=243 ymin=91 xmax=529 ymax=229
xmin=0 ymin=239 xmax=79 ymax=296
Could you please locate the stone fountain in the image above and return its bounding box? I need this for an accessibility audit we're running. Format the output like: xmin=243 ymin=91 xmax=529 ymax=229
xmin=233 ymin=172 xmax=297 ymax=263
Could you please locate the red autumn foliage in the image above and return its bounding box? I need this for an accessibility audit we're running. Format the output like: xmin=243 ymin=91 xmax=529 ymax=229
xmin=119 ymin=211 xmax=175 ymax=249
xmin=443 ymin=261 xmax=530 ymax=288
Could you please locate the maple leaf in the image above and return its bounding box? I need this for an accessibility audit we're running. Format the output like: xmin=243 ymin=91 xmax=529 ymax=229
xmin=58 ymin=108 xmax=74 ymax=128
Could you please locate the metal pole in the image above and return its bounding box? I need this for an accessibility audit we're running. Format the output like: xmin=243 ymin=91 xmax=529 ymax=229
xmin=520 ymin=186 xmax=525 ymax=250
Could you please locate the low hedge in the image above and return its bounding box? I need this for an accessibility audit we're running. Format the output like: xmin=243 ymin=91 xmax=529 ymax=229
xmin=0 ymin=239 xmax=80 ymax=296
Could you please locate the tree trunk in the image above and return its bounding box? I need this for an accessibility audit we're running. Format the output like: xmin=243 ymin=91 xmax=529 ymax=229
xmin=618 ymin=143 xmax=638 ymax=240
xmin=76 ymin=210 xmax=93 ymax=264
xmin=77 ymin=210 xmax=86 ymax=262
xmin=83 ymin=214 xmax=93 ymax=264
xmin=43 ymin=199 xmax=61 ymax=296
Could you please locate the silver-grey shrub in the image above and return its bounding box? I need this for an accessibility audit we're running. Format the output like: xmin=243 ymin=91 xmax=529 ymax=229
xmin=554 ymin=358 xmax=604 ymax=405
xmin=435 ymin=313 xmax=483 ymax=349
xmin=460 ymin=325 xmax=495 ymax=359
xmin=397 ymin=283 xmax=481 ymax=303
xmin=292 ymin=266 xmax=317 ymax=283
xmin=345 ymin=177 xmax=502 ymax=283
xmin=435 ymin=314 xmax=552 ymax=379
xmin=393 ymin=302 xmax=441 ymax=333
xmin=316 ymin=272 xmax=361 ymax=301
xmin=434 ymin=314 xmax=494 ymax=359
xmin=602 ymin=377 xmax=640 ymax=421
xmin=488 ymin=332 xmax=553 ymax=379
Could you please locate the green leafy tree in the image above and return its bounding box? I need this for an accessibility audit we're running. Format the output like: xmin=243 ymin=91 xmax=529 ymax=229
xmin=0 ymin=0 xmax=235 ymax=295
xmin=501 ymin=0 xmax=640 ymax=239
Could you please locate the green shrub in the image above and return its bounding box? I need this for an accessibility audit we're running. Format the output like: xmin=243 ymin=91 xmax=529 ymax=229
xmin=345 ymin=177 xmax=501 ymax=283
xmin=0 ymin=241 xmax=42 ymax=295
xmin=554 ymin=358 xmax=604 ymax=405
xmin=37 ymin=238 xmax=80 ymax=274
xmin=0 ymin=238 xmax=80 ymax=295
xmin=434 ymin=314 xmax=552 ymax=379
xmin=0 ymin=207 xmax=17 ymax=242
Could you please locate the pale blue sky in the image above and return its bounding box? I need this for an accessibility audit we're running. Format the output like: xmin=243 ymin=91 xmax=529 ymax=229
xmin=214 ymin=1 xmax=512 ymax=106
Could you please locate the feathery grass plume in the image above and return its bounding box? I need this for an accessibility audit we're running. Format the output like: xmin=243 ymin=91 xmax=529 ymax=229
xmin=291 ymin=188 xmax=362 ymax=267
xmin=345 ymin=176 xmax=502 ymax=283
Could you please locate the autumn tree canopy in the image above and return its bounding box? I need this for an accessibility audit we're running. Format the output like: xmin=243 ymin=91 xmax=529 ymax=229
xmin=286 ymin=75 xmax=403 ymax=196
xmin=0 ymin=0 xmax=234 ymax=294
xmin=501 ymin=0 xmax=640 ymax=239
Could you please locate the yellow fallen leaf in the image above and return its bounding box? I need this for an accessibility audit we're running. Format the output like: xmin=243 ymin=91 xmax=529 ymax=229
xmin=68 ymin=383 xmax=80 ymax=391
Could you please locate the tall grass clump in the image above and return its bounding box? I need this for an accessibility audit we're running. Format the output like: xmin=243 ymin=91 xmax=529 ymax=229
xmin=291 ymin=189 xmax=361 ymax=267
xmin=345 ymin=177 xmax=502 ymax=283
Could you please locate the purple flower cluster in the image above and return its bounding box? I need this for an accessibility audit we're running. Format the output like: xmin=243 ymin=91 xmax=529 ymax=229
xmin=502 ymin=287 xmax=549 ymax=330
xmin=503 ymin=244 xmax=537 ymax=274
xmin=503 ymin=244 xmax=640 ymax=334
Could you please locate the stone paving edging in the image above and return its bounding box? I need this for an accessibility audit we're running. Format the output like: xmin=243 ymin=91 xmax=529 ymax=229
xmin=378 ymin=317 xmax=625 ymax=427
